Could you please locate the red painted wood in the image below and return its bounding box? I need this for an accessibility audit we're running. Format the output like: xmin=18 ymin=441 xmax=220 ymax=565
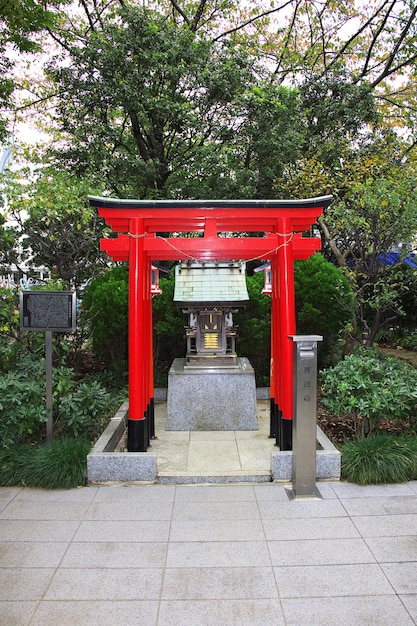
xmin=91 ymin=195 xmax=331 ymax=432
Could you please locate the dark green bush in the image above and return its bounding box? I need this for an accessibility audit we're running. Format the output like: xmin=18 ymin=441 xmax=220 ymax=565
xmin=321 ymin=346 xmax=417 ymax=436
xmin=54 ymin=368 xmax=114 ymax=440
xmin=81 ymin=265 xmax=128 ymax=378
xmin=235 ymin=272 xmax=271 ymax=385
xmin=341 ymin=433 xmax=417 ymax=484
xmin=294 ymin=253 xmax=353 ymax=367
xmin=0 ymin=354 xmax=117 ymax=447
xmin=0 ymin=369 xmax=48 ymax=447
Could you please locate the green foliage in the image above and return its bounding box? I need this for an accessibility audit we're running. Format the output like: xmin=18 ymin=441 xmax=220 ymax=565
xmin=341 ymin=434 xmax=417 ymax=485
xmin=0 ymin=287 xmax=22 ymax=369
xmin=81 ymin=265 xmax=128 ymax=378
xmin=0 ymin=368 xmax=48 ymax=447
xmin=235 ymin=272 xmax=271 ymax=385
xmin=0 ymin=353 xmax=116 ymax=447
xmin=5 ymin=170 xmax=108 ymax=287
xmin=152 ymin=275 xmax=188 ymax=384
xmin=54 ymin=369 xmax=114 ymax=440
xmin=46 ymin=6 xmax=259 ymax=199
xmin=294 ymin=254 xmax=354 ymax=367
xmin=0 ymin=0 xmax=68 ymax=139
xmin=321 ymin=347 xmax=417 ymax=437
xmin=0 ymin=438 xmax=91 ymax=489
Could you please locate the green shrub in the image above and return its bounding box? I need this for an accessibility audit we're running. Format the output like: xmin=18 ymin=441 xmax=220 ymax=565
xmin=0 ymin=355 xmax=117 ymax=447
xmin=294 ymin=253 xmax=354 ymax=368
xmin=321 ymin=346 xmax=417 ymax=436
xmin=235 ymin=272 xmax=271 ymax=385
xmin=81 ymin=265 xmax=128 ymax=379
xmin=0 ymin=438 xmax=91 ymax=489
xmin=0 ymin=370 xmax=48 ymax=447
xmin=54 ymin=372 xmax=114 ymax=440
xmin=341 ymin=433 xmax=416 ymax=484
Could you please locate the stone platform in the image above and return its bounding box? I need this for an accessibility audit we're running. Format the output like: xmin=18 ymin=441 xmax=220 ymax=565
xmin=166 ymin=357 xmax=257 ymax=431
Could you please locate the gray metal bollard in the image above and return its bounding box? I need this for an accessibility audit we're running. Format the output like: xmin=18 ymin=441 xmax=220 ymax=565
xmin=289 ymin=335 xmax=323 ymax=498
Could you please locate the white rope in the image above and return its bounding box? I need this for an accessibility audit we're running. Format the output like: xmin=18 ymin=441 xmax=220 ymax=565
xmin=124 ymin=231 xmax=295 ymax=262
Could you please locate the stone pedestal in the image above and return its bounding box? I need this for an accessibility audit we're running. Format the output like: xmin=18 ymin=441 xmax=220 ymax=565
xmin=166 ymin=357 xmax=258 ymax=431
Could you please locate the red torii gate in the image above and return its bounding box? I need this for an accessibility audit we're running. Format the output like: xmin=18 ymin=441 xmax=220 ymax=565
xmin=89 ymin=196 xmax=332 ymax=452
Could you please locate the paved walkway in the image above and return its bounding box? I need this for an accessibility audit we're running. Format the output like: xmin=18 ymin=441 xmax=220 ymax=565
xmin=153 ymin=400 xmax=275 ymax=482
xmin=1 ymin=480 xmax=417 ymax=625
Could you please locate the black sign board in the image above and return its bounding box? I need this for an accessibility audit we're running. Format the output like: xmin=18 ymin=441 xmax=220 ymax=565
xmin=20 ymin=291 xmax=76 ymax=332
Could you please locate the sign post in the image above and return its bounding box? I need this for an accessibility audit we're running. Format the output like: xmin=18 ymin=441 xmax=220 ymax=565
xmin=20 ymin=291 xmax=77 ymax=444
xmin=289 ymin=335 xmax=323 ymax=498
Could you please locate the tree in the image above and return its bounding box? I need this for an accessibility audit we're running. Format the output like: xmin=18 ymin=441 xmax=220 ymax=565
xmin=81 ymin=265 xmax=128 ymax=379
xmin=0 ymin=0 xmax=68 ymax=140
xmin=42 ymin=6 xmax=261 ymax=199
xmin=5 ymin=168 xmax=108 ymax=287
xmin=278 ymin=130 xmax=417 ymax=346
xmin=294 ymin=253 xmax=353 ymax=367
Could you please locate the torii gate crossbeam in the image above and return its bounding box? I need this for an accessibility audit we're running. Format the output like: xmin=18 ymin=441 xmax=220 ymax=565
xmin=89 ymin=195 xmax=332 ymax=452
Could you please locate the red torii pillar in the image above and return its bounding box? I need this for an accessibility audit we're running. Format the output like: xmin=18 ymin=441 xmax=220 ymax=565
xmin=89 ymin=196 xmax=332 ymax=452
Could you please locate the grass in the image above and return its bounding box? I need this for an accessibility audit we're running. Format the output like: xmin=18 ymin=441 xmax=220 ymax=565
xmin=0 ymin=438 xmax=92 ymax=489
xmin=341 ymin=432 xmax=417 ymax=485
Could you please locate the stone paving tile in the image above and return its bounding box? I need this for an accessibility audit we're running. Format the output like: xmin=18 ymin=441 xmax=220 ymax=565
xmin=161 ymin=566 xmax=278 ymax=600
xmin=174 ymin=484 xmax=256 ymax=502
xmin=262 ymin=516 xmax=360 ymax=541
xmin=273 ymin=563 xmax=394 ymax=598
xmin=169 ymin=518 xmax=266 ymax=542
xmin=0 ymin=568 xmax=55 ymax=601
xmin=0 ymin=482 xmax=417 ymax=625
xmin=73 ymin=520 xmax=171 ymax=542
xmin=352 ymin=514 xmax=417 ymax=537
xmin=186 ymin=441 xmax=241 ymax=473
xmin=268 ymin=537 xmax=376 ymax=567
xmin=401 ymin=595 xmax=417 ymax=623
xmin=61 ymin=541 xmax=167 ymax=568
xmin=0 ymin=519 xmax=79 ymax=542
xmin=166 ymin=540 xmax=271 ymax=568
xmin=331 ymin=482 xmax=416 ymax=498
xmin=0 ymin=601 xmax=37 ymax=626
xmin=44 ymin=568 xmax=163 ymax=601
xmin=85 ymin=501 xmax=173 ymax=521
xmin=253 ymin=483 xmax=295 ymax=502
xmin=157 ymin=599 xmax=286 ymax=625
xmin=30 ymin=600 xmax=159 ymax=626
xmin=171 ymin=500 xmax=260 ymax=521
xmin=0 ymin=501 xmax=90 ymax=520
xmin=365 ymin=535 xmax=417 ymax=563
xmin=0 ymin=541 xmax=67 ymax=568
xmin=381 ymin=562 xmax=417 ymax=595
xmin=281 ymin=595 xmax=415 ymax=626
xmin=236 ymin=441 xmax=274 ymax=472
xmin=153 ymin=439 xmax=189 ymax=472
xmin=14 ymin=486 xmax=98 ymax=502
xmin=341 ymin=495 xmax=417 ymax=517
xmin=257 ymin=497 xmax=346 ymax=519
xmin=92 ymin=484 xmax=176 ymax=503
xmin=0 ymin=487 xmax=21 ymax=502
xmin=190 ymin=431 xmax=236 ymax=441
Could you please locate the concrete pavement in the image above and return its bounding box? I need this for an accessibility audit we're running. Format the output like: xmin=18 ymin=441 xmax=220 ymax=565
xmin=1 ymin=480 xmax=417 ymax=625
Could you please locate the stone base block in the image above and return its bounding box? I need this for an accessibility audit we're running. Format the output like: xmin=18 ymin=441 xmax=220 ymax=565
xmin=271 ymin=426 xmax=341 ymax=481
xmin=87 ymin=452 xmax=157 ymax=483
xmin=167 ymin=357 xmax=257 ymax=431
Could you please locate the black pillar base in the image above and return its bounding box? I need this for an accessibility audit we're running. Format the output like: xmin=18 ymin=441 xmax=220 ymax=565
xmin=274 ymin=403 xmax=283 ymax=448
xmin=269 ymin=397 xmax=276 ymax=438
xmin=127 ymin=417 xmax=148 ymax=452
xmin=280 ymin=417 xmax=293 ymax=451
xmin=149 ymin=397 xmax=155 ymax=439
